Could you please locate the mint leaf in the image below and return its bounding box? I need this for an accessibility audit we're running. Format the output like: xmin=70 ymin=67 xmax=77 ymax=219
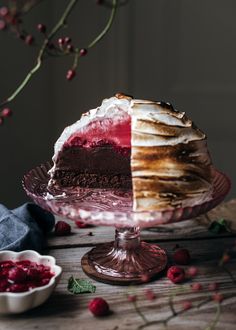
xmin=67 ymin=276 xmax=96 ymax=294
xmin=208 ymin=218 xmax=231 ymax=234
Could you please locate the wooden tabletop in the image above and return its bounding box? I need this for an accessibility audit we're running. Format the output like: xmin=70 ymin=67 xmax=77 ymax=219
xmin=1 ymin=199 xmax=236 ymax=330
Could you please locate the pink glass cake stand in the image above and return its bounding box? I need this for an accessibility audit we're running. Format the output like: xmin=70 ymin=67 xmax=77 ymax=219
xmin=23 ymin=162 xmax=230 ymax=285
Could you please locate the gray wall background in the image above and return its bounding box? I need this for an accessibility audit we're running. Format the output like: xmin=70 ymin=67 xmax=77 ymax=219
xmin=0 ymin=0 xmax=235 ymax=208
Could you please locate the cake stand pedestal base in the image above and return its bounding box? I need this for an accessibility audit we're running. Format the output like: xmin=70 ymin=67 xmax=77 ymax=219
xmin=81 ymin=227 xmax=167 ymax=285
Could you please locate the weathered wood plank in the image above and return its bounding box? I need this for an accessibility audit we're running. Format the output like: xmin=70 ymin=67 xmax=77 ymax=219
xmin=1 ymin=237 xmax=235 ymax=330
xmin=207 ymin=198 xmax=236 ymax=231
xmin=47 ymin=198 xmax=236 ymax=249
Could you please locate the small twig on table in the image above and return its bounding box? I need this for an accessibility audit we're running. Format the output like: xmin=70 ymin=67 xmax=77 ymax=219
xmin=133 ymin=300 xmax=149 ymax=325
xmin=204 ymin=303 xmax=221 ymax=330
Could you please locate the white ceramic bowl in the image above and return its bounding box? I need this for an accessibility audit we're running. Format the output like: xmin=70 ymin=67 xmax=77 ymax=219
xmin=0 ymin=250 xmax=62 ymax=314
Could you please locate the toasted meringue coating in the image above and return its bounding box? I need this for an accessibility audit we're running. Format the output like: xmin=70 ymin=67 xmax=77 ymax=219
xmin=49 ymin=95 xmax=213 ymax=211
xmin=130 ymin=99 xmax=213 ymax=210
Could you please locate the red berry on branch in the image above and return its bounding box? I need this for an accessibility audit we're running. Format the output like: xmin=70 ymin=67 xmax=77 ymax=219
xmin=173 ymin=248 xmax=191 ymax=265
xmin=67 ymin=44 xmax=74 ymax=52
xmin=9 ymin=15 xmax=20 ymax=26
xmin=37 ymin=23 xmax=46 ymax=33
xmin=54 ymin=221 xmax=71 ymax=236
xmin=1 ymin=108 xmax=12 ymax=117
xmin=167 ymin=266 xmax=185 ymax=284
xmin=19 ymin=34 xmax=25 ymax=41
xmin=88 ymin=297 xmax=110 ymax=316
xmin=0 ymin=6 xmax=9 ymax=17
xmin=0 ymin=20 xmax=6 ymax=30
xmin=25 ymin=35 xmax=34 ymax=45
xmin=64 ymin=37 xmax=71 ymax=44
xmin=66 ymin=69 xmax=76 ymax=81
xmin=80 ymin=48 xmax=88 ymax=56
xmin=58 ymin=38 xmax=65 ymax=46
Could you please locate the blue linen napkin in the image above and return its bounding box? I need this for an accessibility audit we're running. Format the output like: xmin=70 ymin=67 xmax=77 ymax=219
xmin=0 ymin=203 xmax=55 ymax=252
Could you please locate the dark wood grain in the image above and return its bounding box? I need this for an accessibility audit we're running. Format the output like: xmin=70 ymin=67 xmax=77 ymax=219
xmin=1 ymin=199 xmax=236 ymax=330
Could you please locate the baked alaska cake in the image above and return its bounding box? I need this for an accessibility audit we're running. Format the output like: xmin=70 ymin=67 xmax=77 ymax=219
xmin=48 ymin=93 xmax=213 ymax=211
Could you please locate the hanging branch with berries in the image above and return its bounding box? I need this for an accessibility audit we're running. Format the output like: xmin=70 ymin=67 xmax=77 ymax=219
xmin=0 ymin=0 xmax=128 ymax=125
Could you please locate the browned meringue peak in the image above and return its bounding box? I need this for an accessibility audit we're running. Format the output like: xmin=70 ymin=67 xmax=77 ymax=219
xmin=115 ymin=92 xmax=133 ymax=100
xmin=130 ymin=100 xmax=213 ymax=211
xmin=130 ymin=100 xmax=205 ymax=147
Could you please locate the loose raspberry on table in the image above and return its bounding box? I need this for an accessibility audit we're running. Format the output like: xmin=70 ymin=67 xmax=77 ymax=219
xmin=212 ymin=293 xmax=224 ymax=303
xmin=191 ymin=282 xmax=202 ymax=292
xmin=127 ymin=295 xmax=137 ymax=302
xmin=75 ymin=220 xmax=91 ymax=228
xmin=173 ymin=248 xmax=191 ymax=265
xmin=140 ymin=274 xmax=150 ymax=283
xmin=88 ymin=297 xmax=110 ymax=316
xmin=167 ymin=266 xmax=185 ymax=284
xmin=208 ymin=282 xmax=219 ymax=292
xmin=182 ymin=300 xmax=192 ymax=311
xmin=144 ymin=289 xmax=156 ymax=301
xmin=186 ymin=266 xmax=198 ymax=277
xmin=54 ymin=221 xmax=71 ymax=236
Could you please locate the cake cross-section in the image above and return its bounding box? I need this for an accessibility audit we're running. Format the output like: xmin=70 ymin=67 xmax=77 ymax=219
xmin=48 ymin=94 xmax=213 ymax=211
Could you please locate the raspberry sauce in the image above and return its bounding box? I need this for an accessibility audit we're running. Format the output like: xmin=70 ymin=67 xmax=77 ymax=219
xmin=0 ymin=260 xmax=54 ymax=293
xmin=65 ymin=117 xmax=131 ymax=150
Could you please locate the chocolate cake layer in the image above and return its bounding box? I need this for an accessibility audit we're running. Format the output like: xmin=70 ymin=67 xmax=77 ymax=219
xmin=51 ymin=171 xmax=132 ymax=189
xmin=52 ymin=145 xmax=132 ymax=188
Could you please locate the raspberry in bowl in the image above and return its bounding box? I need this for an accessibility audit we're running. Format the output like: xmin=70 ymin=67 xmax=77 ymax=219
xmin=0 ymin=250 xmax=62 ymax=314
